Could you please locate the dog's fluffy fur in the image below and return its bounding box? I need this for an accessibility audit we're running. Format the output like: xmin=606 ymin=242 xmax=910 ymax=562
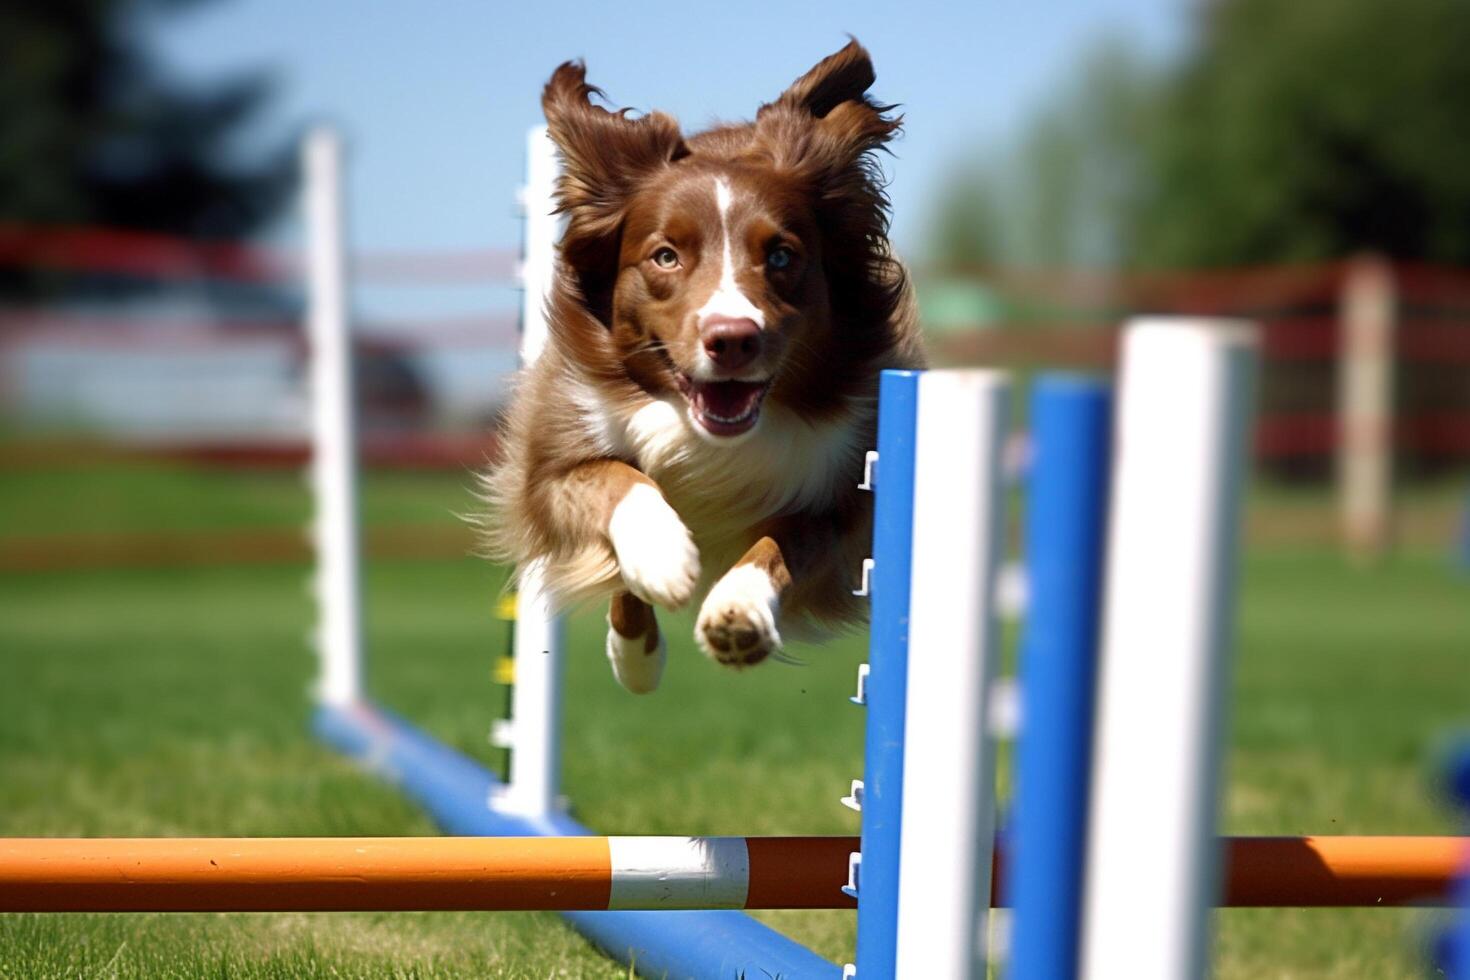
xmin=482 ymin=40 xmax=924 ymax=692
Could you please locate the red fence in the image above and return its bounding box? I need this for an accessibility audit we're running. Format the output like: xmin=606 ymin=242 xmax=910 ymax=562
xmin=928 ymin=259 xmax=1470 ymax=472
xmin=3 ymin=222 xmax=1468 ymax=473
xmin=0 ymin=222 xmax=519 ymax=470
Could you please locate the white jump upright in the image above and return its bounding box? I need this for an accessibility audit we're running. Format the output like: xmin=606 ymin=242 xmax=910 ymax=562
xmin=303 ymin=126 xmax=364 ymax=707
xmin=1081 ymin=318 xmax=1259 ymax=980
xmin=495 ymin=126 xmax=567 ymax=818
xmin=517 ymin=125 xmax=560 ymax=365
xmin=894 ymin=371 xmax=1011 ymax=979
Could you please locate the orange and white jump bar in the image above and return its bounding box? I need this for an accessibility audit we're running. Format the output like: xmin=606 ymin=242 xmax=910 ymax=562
xmin=0 ymin=835 xmax=1461 ymax=913
xmin=0 ymin=836 xmax=855 ymax=913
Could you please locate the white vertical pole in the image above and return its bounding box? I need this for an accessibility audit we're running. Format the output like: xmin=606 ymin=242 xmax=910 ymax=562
xmin=518 ymin=126 xmax=559 ymax=365
xmin=503 ymin=559 xmax=564 ymax=816
xmin=1337 ymin=255 xmax=1395 ymax=563
xmin=894 ymin=370 xmax=1010 ymax=980
xmin=304 ymin=126 xmax=363 ymax=707
xmin=499 ymin=126 xmax=566 ymax=816
xmin=1080 ymin=318 xmax=1258 ymax=980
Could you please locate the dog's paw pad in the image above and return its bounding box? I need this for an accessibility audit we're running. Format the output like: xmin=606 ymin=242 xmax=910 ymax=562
xmin=608 ymin=485 xmax=700 ymax=609
xmin=696 ymin=565 xmax=781 ymax=667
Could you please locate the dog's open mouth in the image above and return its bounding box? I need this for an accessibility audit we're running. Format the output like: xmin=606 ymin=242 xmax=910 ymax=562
xmin=677 ymin=377 xmax=772 ymax=437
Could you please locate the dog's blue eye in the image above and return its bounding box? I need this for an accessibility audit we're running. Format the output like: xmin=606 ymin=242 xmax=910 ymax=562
xmin=767 ymin=247 xmax=794 ymax=270
xmin=652 ymin=247 xmax=679 ymax=269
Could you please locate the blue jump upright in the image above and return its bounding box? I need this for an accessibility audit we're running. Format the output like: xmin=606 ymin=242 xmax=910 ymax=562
xmin=853 ymin=370 xmax=921 ymax=979
xmin=1439 ymin=744 xmax=1470 ymax=979
xmin=1008 ymin=375 xmax=1114 ymax=980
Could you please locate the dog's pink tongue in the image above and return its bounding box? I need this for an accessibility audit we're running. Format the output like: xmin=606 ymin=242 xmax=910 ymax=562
xmin=697 ymin=381 xmax=765 ymax=419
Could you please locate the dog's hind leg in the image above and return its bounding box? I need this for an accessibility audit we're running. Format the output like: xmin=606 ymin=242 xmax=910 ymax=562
xmin=606 ymin=590 xmax=666 ymax=694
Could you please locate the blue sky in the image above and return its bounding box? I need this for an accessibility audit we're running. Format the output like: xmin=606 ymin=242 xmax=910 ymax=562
xmin=148 ymin=0 xmax=1189 ymax=323
xmin=138 ymin=0 xmax=1193 ymax=407
xmin=151 ymin=1 xmax=1191 ymax=250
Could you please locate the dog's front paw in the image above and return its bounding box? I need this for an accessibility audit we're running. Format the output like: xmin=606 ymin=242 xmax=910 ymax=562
xmin=608 ymin=484 xmax=700 ymax=609
xmin=696 ymin=565 xmax=782 ymax=667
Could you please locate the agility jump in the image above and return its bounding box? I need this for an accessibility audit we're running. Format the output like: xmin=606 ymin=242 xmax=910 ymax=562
xmin=1 ymin=127 xmax=1464 ymax=980
xmin=1 ymin=835 xmax=1460 ymax=915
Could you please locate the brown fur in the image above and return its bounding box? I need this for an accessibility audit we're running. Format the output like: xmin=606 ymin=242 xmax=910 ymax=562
xmin=482 ymin=40 xmax=924 ymax=672
xmin=609 ymin=591 xmax=659 ymax=654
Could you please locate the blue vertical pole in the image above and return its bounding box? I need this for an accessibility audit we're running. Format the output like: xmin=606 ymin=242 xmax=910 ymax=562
xmin=1440 ymin=744 xmax=1470 ymax=980
xmin=1008 ymin=374 xmax=1113 ymax=980
xmin=1457 ymin=480 xmax=1470 ymax=572
xmin=854 ymin=370 xmax=920 ymax=979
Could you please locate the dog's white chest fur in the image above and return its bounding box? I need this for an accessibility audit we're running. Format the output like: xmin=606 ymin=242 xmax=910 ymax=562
xmin=579 ymin=384 xmax=860 ymax=574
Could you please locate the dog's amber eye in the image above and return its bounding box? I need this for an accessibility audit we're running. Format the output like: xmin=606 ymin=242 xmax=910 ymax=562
xmin=652 ymin=247 xmax=679 ymax=270
xmin=767 ymin=246 xmax=794 ymax=270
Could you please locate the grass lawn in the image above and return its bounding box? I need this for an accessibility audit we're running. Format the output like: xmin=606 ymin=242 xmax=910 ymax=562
xmin=0 ymin=458 xmax=1466 ymax=978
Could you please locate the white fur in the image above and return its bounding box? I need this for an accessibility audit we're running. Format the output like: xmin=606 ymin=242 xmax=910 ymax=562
xmin=613 ymin=395 xmax=863 ymax=589
xmin=607 ymin=483 xmax=700 ymax=608
xmin=570 ymin=377 xmax=626 ymax=458
xmin=693 ymin=177 xmax=764 ymax=364
xmin=696 ymin=564 xmax=782 ymax=662
xmin=627 ymin=397 xmax=861 ymax=518
xmin=605 ymin=616 xmax=666 ymax=694
xmin=626 ymin=398 xmax=688 ymax=462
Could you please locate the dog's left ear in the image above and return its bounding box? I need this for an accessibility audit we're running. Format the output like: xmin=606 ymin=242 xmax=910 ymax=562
xmin=758 ymin=39 xmax=901 ymax=178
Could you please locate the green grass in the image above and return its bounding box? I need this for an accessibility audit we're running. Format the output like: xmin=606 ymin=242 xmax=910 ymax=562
xmin=1 ymin=460 xmax=1467 ymax=977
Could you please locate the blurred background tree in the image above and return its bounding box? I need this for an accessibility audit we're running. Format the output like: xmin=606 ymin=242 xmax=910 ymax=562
xmin=931 ymin=0 xmax=1470 ymax=270
xmin=926 ymin=39 xmax=1158 ymax=269
xmin=0 ymin=0 xmax=292 ymax=294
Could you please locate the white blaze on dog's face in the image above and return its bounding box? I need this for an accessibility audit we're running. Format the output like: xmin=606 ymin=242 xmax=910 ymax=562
xmin=611 ymin=168 xmax=830 ymax=440
xmin=540 ymin=40 xmax=902 ymax=444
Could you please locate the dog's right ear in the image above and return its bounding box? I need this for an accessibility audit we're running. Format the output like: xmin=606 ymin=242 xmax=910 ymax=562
xmin=542 ymin=61 xmax=687 ymax=240
xmin=541 ymin=62 xmax=687 ymax=326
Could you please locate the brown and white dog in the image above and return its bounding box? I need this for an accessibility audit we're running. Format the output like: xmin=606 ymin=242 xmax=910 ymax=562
xmin=483 ymin=40 xmax=924 ymax=693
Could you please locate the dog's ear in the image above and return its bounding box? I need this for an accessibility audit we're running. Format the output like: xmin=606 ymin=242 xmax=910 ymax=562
xmin=542 ymin=61 xmax=688 ymax=227
xmin=541 ymin=61 xmax=687 ymax=324
xmin=767 ymin=38 xmax=880 ymax=120
xmin=758 ymin=41 xmax=906 ymax=331
xmin=757 ymin=40 xmax=900 ymax=182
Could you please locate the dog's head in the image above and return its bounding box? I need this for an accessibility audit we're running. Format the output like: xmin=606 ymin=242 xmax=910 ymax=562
xmin=542 ymin=40 xmax=904 ymax=441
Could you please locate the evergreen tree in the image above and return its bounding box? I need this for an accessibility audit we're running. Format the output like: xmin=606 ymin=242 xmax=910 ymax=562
xmin=0 ymin=0 xmax=291 ymax=263
xmin=927 ymin=0 xmax=1470 ymax=269
xmin=1136 ymin=0 xmax=1470 ymax=267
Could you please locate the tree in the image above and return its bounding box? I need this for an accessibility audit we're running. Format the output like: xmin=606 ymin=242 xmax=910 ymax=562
xmin=925 ymin=39 xmax=1160 ymax=270
xmin=927 ymin=0 xmax=1470 ymax=270
xmin=925 ymin=159 xmax=1006 ymax=267
xmin=1136 ymin=0 xmax=1470 ymax=267
xmin=0 ymin=0 xmax=292 ymax=284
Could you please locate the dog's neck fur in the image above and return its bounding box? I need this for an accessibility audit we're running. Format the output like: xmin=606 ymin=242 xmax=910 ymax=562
xmin=568 ymin=372 xmax=867 ymax=544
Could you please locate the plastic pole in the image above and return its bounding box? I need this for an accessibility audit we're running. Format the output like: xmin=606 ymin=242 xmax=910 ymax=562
xmin=1009 ymin=375 xmax=1113 ymax=980
xmin=1081 ymin=319 xmax=1258 ymax=980
xmin=303 ymin=127 xmax=363 ymax=707
xmin=852 ymin=370 xmax=920 ymax=979
xmin=894 ymin=371 xmax=1010 ymax=979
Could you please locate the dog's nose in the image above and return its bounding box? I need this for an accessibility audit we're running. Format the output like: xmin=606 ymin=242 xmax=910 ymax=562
xmin=700 ymin=317 xmax=763 ymax=372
